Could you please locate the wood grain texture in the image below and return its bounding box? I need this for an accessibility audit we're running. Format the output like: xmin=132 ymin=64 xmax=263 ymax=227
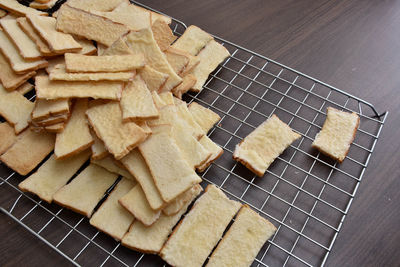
xmin=1 ymin=0 xmax=399 ymax=266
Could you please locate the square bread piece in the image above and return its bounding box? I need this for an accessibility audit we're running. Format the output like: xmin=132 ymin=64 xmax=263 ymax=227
xmin=160 ymin=184 xmax=241 ymax=267
xmin=206 ymin=205 xmax=277 ymax=267
xmin=233 ymin=114 xmax=301 ymax=177
xmin=312 ymin=107 xmax=360 ymax=162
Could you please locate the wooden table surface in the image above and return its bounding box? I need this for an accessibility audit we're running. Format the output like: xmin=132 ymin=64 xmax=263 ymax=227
xmin=1 ymin=0 xmax=399 ymax=266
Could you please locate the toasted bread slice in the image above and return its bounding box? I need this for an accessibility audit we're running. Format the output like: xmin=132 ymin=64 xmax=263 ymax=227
xmin=163 ymin=184 xmax=203 ymax=216
xmin=29 ymin=0 xmax=57 ymax=10
xmin=102 ymin=37 xmax=132 ymax=56
xmin=91 ymin=155 xmax=134 ymax=180
xmin=174 ymin=102 xmax=204 ymax=140
xmin=172 ymin=25 xmax=213 ymax=56
xmin=160 ymin=185 xmax=241 ymax=267
xmin=0 ymin=122 xmax=17 ymax=155
xmin=152 ymin=19 xmax=176 ymax=51
xmin=16 ymin=82 xmax=34 ymax=95
xmin=139 ymin=65 xmax=169 ymax=92
xmin=312 ymin=107 xmax=359 ymax=162
xmin=0 ymin=0 xmax=47 ymax=16
xmin=90 ymin=129 xmax=108 ymax=160
xmin=158 ymin=92 xmax=174 ymax=105
xmin=151 ymin=91 xmax=167 ymax=109
xmin=0 ymin=51 xmax=36 ymax=91
xmin=66 ymin=0 xmax=125 ymax=12
xmin=165 ymin=47 xmax=190 ymax=74
xmin=207 ymin=205 xmax=277 ymax=267
xmin=188 ymin=101 xmax=221 ymax=133
xmin=172 ymin=74 xmax=196 ymax=98
xmin=74 ymin=37 xmax=97 ymax=55
xmin=18 ymin=151 xmax=90 ymax=203
xmin=197 ymin=135 xmax=223 ymax=172
xmin=31 ymin=98 xmax=70 ymax=121
xmin=233 ymin=114 xmax=301 ymax=176
xmin=32 ymin=113 xmax=68 ymax=126
xmin=0 ymin=9 xmax=6 ymax=18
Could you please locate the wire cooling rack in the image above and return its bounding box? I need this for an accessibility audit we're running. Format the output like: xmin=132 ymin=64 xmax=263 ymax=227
xmin=0 ymin=1 xmax=388 ymax=266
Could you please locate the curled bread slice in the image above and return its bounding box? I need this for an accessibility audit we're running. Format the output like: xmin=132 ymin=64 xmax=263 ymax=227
xmin=31 ymin=98 xmax=70 ymax=121
xmin=152 ymin=19 xmax=176 ymax=51
xmin=18 ymin=151 xmax=90 ymax=203
xmin=124 ymin=28 xmax=182 ymax=92
xmin=190 ymin=40 xmax=230 ymax=92
xmin=233 ymin=114 xmax=301 ymax=176
xmin=121 ymin=184 xmax=202 ymax=254
xmin=119 ymin=184 xmax=161 ymax=226
xmin=53 ymin=164 xmax=118 ymax=217
xmin=172 ymin=25 xmax=213 ymax=56
xmin=0 ymin=122 xmax=17 ymax=155
xmin=139 ymin=65 xmax=169 ymax=92
xmin=312 ymin=107 xmax=360 ymax=162
xmin=0 ymin=128 xmax=55 ymax=175
xmin=163 ymin=184 xmax=203 ymax=216
xmin=56 ymin=4 xmax=129 ymax=46
xmin=64 ymin=53 xmax=144 ymax=73
xmin=139 ymin=128 xmax=202 ymax=203
xmin=189 ymin=101 xmax=221 ymax=133
xmin=89 ymin=177 xmax=136 ymax=240
xmin=54 ymin=99 xmax=93 ymax=159
xmin=207 ymin=206 xmax=277 ymax=267
xmin=160 ymin=184 xmax=241 ymax=267
xmin=197 ymin=135 xmax=223 ymax=172
xmin=86 ymin=102 xmax=148 ymax=159
xmin=92 ymin=155 xmax=134 ymax=180
xmin=0 ymin=0 xmax=47 ymax=16
xmin=0 ymin=51 xmax=36 ymax=91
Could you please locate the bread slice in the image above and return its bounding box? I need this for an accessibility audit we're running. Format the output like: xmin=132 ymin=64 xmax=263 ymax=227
xmin=120 ymin=149 xmax=165 ymax=211
xmin=56 ymin=4 xmax=129 ymax=46
xmin=119 ymin=184 xmax=161 ymax=226
xmin=86 ymin=102 xmax=148 ymax=159
xmin=152 ymin=19 xmax=177 ymax=52
xmin=0 ymin=0 xmax=47 ymax=16
xmin=165 ymin=47 xmax=190 ymax=74
xmin=138 ymin=128 xmax=202 ymax=203
xmin=31 ymin=98 xmax=70 ymax=121
xmin=190 ymin=40 xmax=230 ymax=92
xmin=124 ymin=28 xmax=182 ymax=92
xmin=18 ymin=150 xmax=90 ymax=203
xmin=188 ymin=102 xmax=221 ymax=134
xmin=45 ymin=56 xmax=64 ymax=74
xmin=312 ymin=107 xmax=360 ymax=162
xmin=0 ymin=122 xmax=17 ymax=155
xmin=0 ymin=84 xmax=35 ymax=134
xmin=53 ymin=164 xmax=118 ymax=217
xmin=74 ymin=37 xmax=97 ymax=55
xmin=180 ymin=54 xmax=200 ymax=77
xmin=64 ymin=53 xmax=144 ymax=73
xmin=163 ymin=184 xmax=203 ymax=216
xmin=54 ymin=99 xmax=93 ymax=159
xmin=151 ymin=91 xmax=167 ymax=109
xmin=160 ymin=184 xmax=241 ymax=267
xmin=139 ymin=65 xmax=169 ymax=92
xmin=29 ymin=0 xmax=57 ymax=10
xmin=90 ymin=130 xmax=108 ymax=160
xmin=0 ymin=128 xmax=55 ymax=175
xmin=0 ymin=51 xmax=36 ymax=91
xmin=197 ymin=135 xmax=224 ymax=172
xmin=121 ymin=184 xmax=202 ymax=254
xmin=102 ymin=37 xmax=131 ymax=56
xmin=91 ymin=155 xmax=134 ymax=180
xmin=172 ymin=25 xmax=213 ymax=56
xmin=16 ymin=82 xmax=34 ymax=95
xmin=120 ymin=76 xmax=159 ymax=122
xmin=206 ymin=205 xmax=277 ymax=267
xmin=174 ymin=102 xmax=204 ymax=140
xmin=0 ymin=8 xmax=6 ymax=18
xmin=66 ymin=0 xmax=125 ymax=12
xmin=32 ymin=113 xmax=68 ymax=127
xmin=158 ymin=92 xmax=174 ymax=105
xmin=233 ymin=114 xmax=301 ymax=177
xmin=89 ymin=177 xmax=136 ymax=240
xmin=172 ymin=74 xmax=197 ymax=99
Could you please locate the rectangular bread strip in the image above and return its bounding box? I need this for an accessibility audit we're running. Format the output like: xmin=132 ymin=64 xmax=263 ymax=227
xmin=172 ymin=25 xmax=213 ymax=56
xmin=189 ymin=101 xmax=221 ymax=133
xmin=54 ymin=99 xmax=93 ymax=159
xmin=120 ymin=75 xmax=159 ymax=122
xmin=152 ymin=19 xmax=177 ymax=51
xmin=207 ymin=206 xmax=277 ymax=267
xmin=89 ymin=177 xmax=136 ymax=240
xmin=0 ymin=84 xmax=34 ymax=134
xmin=67 ymin=0 xmax=125 ymax=12
xmin=44 ymin=122 xmax=64 ymax=133
xmin=53 ymin=164 xmax=118 ymax=217
xmin=32 ymin=114 xmax=68 ymax=126
xmin=92 ymin=155 xmax=135 ymax=180
xmin=18 ymin=150 xmax=90 ymax=203
xmin=35 ymin=75 xmax=123 ymax=100
xmin=190 ymin=40 xmax=230 ymax=92
xmin=139 ymin=65 xmax=168 ymax=92
xmin=120 ymin=149 xmax=165 ymax=211
xmin=16 ymin=82 xmax=34 ymax=95
xmin=233 ymin=114 xmax=301 ymax=177
xmin=74 ymin=37 xmax=96 ymax=55
xmin=0 ymin=18 xmax=42 ymax=60
xmin=119 ymin=184 xmax=161 ymax=226
xmin=0 ymin=29 xmax=48 ymax=73
xmin=151 ymin=91 xmax=167 ymax=109
xmin=121 ymin=184 xmax=202 ymax=254
xmin=125 ymin=28 xmax=182 ymax=92
xmin=64 ymin=53 xmax=145 ymax=73
xmin=45 ymin=56 xmax=64 ymax=74
xmin=0 ymin=0 xmax=47 ymax=16
xmin=0 ymin=51 xmax=36 ymax=91
xmin=312 ymin=107 xmax=360 ymax=162
xmin=0 ymin=122 xmax=17 ymax=155
xmin=139 ymin=128 xmax=202 ymax=202
xmin=0 ymin=128 xmax=55 ymax=175
xmin=16 ymin=17 xmax=53 ymax=56
xmin=90 ymin=130 xmax=108 ymax=160
xmin=172 ymin=74 xmax=196 ymax=99
xmin=49 ymin=64 xmax=134 ymax=82
xmin=27 ymin=15 xmax=82 ymax=54
xmin=165 ymin=47 xmax=190 ymax=74
xmin=31 ymin=98 xmax=70 ymax=121
xmin=160 ymin=184 xmax=241 ymax=267
xmin=86 ymin=102 xmax=147 ymax=159
xmin=163 ymin=184 xmax=203 ymax=216
xmin=29 ymin=0 xmax=57 ymax=10
xmin=56 ymin=5 xmax=129 ymax=46
xmin=197 ymin=135 xmax=224 ymax=172
xmin=158 ymin=92 xmax=174 ymax=105
xmin=180 ymin=54 xmax=200 ymax=77
xmin=102 ymin=37 xmax=132 ymax=56
xmin=174 ymin=102 xmax=204 ymax=140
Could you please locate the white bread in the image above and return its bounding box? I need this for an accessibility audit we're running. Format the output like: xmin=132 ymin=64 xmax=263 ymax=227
xmin=53 ymin=164 xmax=118 ymax=217
xmin=102 ymin=37 xmax=132 ymax=56
xmin=91 ymin=155 xmax=134 ymax=180
xmin=172 ymin=25 xmax=213 ymax=56
xmin=0 ymin=9 xmax=5 ymax=18
xmin=163 ymin=184 xmax=203 ymax=216
xmin=0 ymin=51 xmax=36 ymax=91
xmin=18 ymin=150 xmax=90 ymax=203
xmin=165 ymin=47 xmax=190 ymax=74
xmin=151 ymin=91 xmax=167 ymax=109
xmin=174 ymin=102 xmax=204 ymax=140
xmin=31 ymin=98 xmax=70 ymax=121
xmin=172 ymin=74 xmax=197 ymax=98
xmin=0 ymin=0 xmax=47 ymax=16
xmin=139 ymin=65 xmax=169 ymax=92
xmin=158 ymin=92 xmax=174 ymax=105
xmin=197 ymin=135 xmax=224 ymax=172
xmin=233 ymin=114 xmax=301 ymax=177
xmin=74 ymin=37 xmax=97 ymax=55
xmin=120 ymin=149 xmax=165 ymax=211
xmin=152 ymin=19 xmax=177 ymax=51
xmin=89 ymin=177 xmax=136 ymax=240
xmin=180 ymin=55 xmax=200 ymax=77
xmin=138 ymin=128 xmax=202 ymax=203
xmin=66 ymin=0 xmax=125 ymax=12
xmin=160 ymin=184 xmax=241 ymax=267
xmin=312 ymin=107 xmax=360 ymax=162
xmin=206 ymin=205 xmax=277 ymax=267
xmin=29 ymin=0 xmax=57 ymax=10
xmin=90 ymin=130 xmax=108 ymax=160
xmin=16 ymin=82 xmax=34 ymax=95
xmin=32 ymin=113 xmax=68 ymax=127
xmin=119 ymin=184 xmax=161 ymax=226
xmin=188 ymin=101 xmax=221 ymax=133
xmin=0 ymin=122 xmax=17 ymax=155
xmin=121 ymin=184 xmax=202 ymax=254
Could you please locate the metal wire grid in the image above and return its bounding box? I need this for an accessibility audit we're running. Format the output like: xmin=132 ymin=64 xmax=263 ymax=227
xmin=0 ymin=1 xmax=388 ymax=267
